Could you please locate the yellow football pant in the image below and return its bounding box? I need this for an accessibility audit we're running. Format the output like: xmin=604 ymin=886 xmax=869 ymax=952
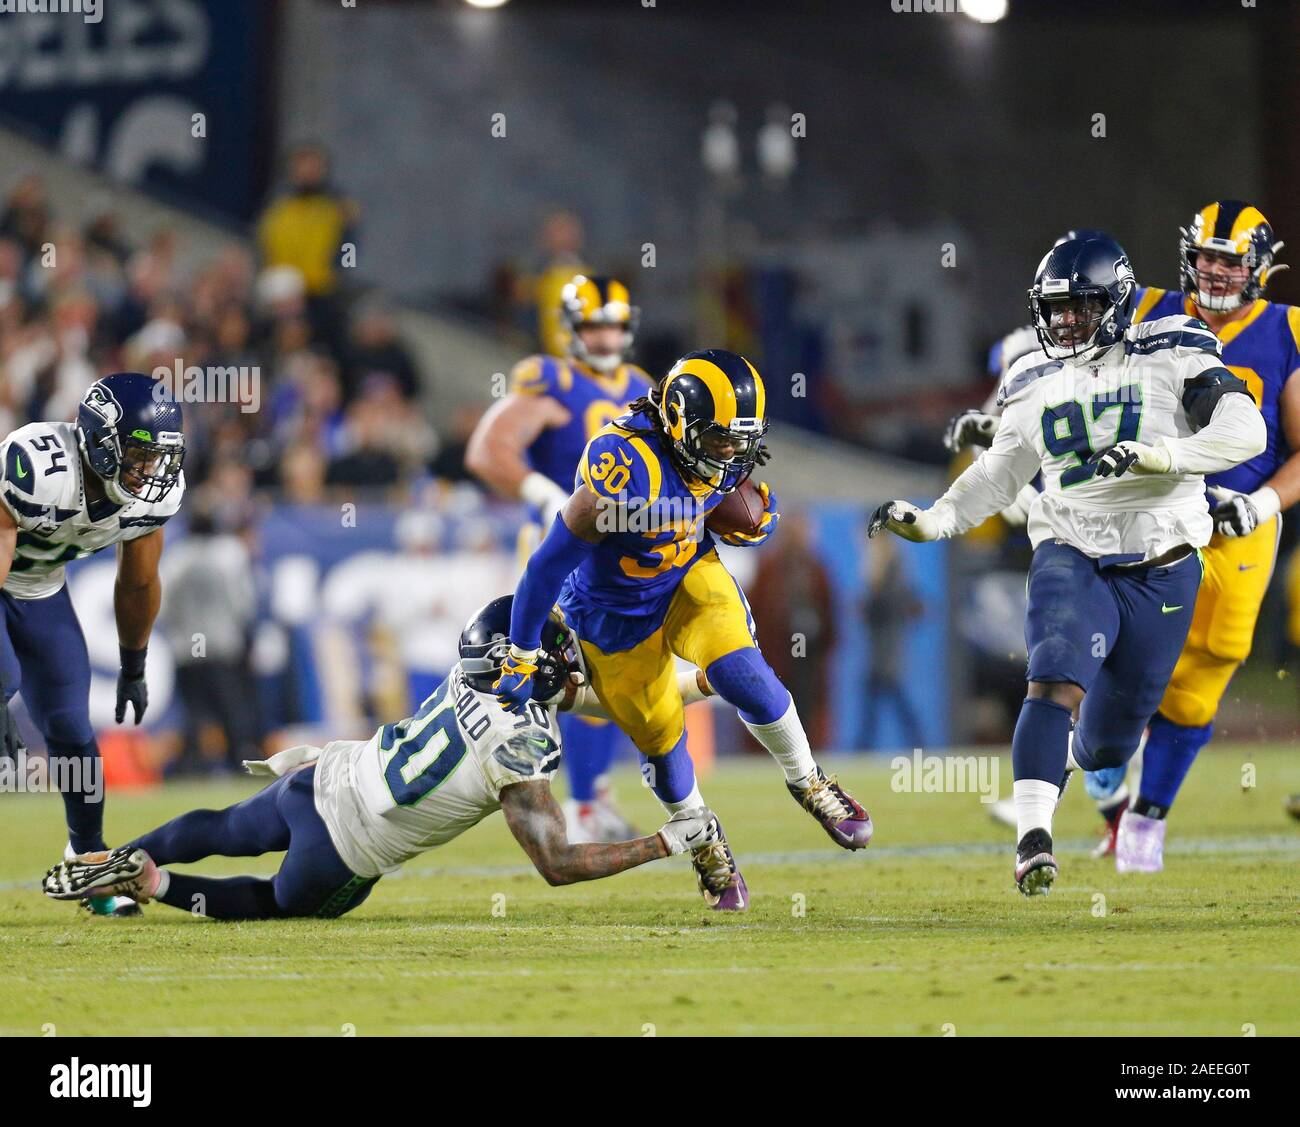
xmin=1158 ymin=517 xmax=1279 ymax=728
xmin=579 ymin=550 xmax=757 ymax=758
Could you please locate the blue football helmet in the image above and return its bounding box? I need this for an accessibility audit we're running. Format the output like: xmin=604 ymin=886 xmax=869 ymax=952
xmin=75 ymin=372 xmax=185 ymax=506
xmin=458 ymin=595 xmax=579 ymax=702
xmin=1028 ymin=235 xmax=1137 ymax=362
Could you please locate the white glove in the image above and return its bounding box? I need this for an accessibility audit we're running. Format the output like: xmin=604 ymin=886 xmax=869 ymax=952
xmin=1000 ymin=482 xmax=1039 ymax=527
xmin=867 ymin=499 xmax=943 ymax=542
xmin=657 ymin=807 xmax=722 ymax=855
xmin=1088 ymin=441 xmax=1173 ymax=478
xmin=1208 ymin=484 xmax=1280 ymax=538
xmin=943 ymin=409 xmax=998 ymax=453
xmin=521 ymin=471 xmax=570 ymax=526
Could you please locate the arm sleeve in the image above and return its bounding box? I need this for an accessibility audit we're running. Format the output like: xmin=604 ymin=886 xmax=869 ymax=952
xmin=509 ymin=514 xmax=595 ymax=650
xmin=929 ymin=409 xmax=1041 ymax=538
xmin=1157 ymin=392 xmax=1267 ymax=476
xmin=1180 ymin=364 xmax=1253 ymax=431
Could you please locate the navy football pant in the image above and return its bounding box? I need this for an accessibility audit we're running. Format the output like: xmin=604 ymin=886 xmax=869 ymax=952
xmin=1017 ymin=541 xmax=1202 ymax=782
xmin=128 ymin=766 xmax=378 ymax=920
xmin=0 ymin=587 xmax=104 ymax=853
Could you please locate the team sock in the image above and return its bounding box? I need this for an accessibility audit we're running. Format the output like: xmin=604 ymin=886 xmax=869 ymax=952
xmin=50 ymin=738 xmax=106 ymax=855
xmin=742 ymin=700 xmax=818 ymax=785
xmin=1011 ymin=696 xmax=1073 ymax=785
xmin=641 ymin=733 xmax=699 ymax=807
xmin=1134 ymin=713 xmax=1213 ymax=818
xmin=157 ymin=872 xmax=282 ymax=920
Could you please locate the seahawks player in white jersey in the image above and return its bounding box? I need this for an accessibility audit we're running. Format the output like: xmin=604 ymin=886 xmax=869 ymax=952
xmin=870 ymin=235 xmax=1265 ymax=894
xmin=43 ymin=597 xmax=724 ymax=918
xmin=0 ymin=372 xmax=184 ymax=915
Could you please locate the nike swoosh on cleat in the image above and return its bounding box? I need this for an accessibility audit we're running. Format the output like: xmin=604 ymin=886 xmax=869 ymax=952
xmin=1160 ymin=604 xmax=1183 ymax=614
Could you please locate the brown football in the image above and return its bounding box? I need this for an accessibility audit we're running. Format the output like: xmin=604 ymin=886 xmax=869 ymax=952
xmin=706 ymin=478 xmax=764 ymax=538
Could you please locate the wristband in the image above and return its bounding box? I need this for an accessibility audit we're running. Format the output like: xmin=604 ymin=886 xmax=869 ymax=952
xmin=120 ymin=645 xmax=148 ymax=680
xmin=1249 ymin=485 xmax=1281 ymax=525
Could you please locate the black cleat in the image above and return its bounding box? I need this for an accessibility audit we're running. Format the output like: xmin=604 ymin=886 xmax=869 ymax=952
xmin=1015 ymin=828 xmax=1058 ymax=897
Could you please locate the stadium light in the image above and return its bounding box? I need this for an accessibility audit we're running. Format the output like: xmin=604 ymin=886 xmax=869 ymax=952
xmin=958 ymin=0 xmax=1008 ymax=22
xmin=464 ymin=0 xmax=511 ymax=9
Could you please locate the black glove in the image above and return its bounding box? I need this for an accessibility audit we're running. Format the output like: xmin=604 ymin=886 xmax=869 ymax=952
xmin=1 ymin=693 xmax=25 ymax=762
xmin=1087 ymin=444 xmax=1139 ymax=479
xmin=1210 ymin=491 xmax=1260 ymax=538
xmin=943 ymin=409 xmax=998 ymax=453
xmin=116 ymin=646 xmax=149 ymax=725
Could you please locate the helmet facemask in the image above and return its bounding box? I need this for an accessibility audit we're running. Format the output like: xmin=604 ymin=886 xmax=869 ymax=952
xmin=109 ymin=433 xmax=185 ymax=505
xmin=662 ymin=388 xmax=768 ymax=493
xmin=571 ymin=322 xmax=634 ymax=374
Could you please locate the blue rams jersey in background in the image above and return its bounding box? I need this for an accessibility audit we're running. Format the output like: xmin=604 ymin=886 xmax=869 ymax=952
xmin=510 ymin=354 xmax=654 ymax=516
xmin=1133 ymin=288 xmax=1300 ymax=493
xmin=557 ymin=410 xmax=727 ymax=653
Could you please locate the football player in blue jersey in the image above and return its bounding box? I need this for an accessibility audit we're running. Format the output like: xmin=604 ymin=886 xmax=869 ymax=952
xmin=467 ymin=275 xmax=654 ymax=844
xmin=491 ymin=349 xmax=872 ymax=911
xmin=1088 ymin=201 xmax=1300 ymax=870
xmin=0 ymin=372 xmax=185 ymax=914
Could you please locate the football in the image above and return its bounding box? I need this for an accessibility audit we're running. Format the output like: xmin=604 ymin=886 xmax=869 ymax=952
xmin=706 ymin=477 xmax=764 ymax=538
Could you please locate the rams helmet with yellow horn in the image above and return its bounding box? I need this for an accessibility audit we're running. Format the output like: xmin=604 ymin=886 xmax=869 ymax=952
xmin=559 ymin=274 xmax=638 ymax=373
xmin=1179 ymin=200 xmax=1287 ymax=313
xmin=650 ymin=349 xmax=770 ymax=493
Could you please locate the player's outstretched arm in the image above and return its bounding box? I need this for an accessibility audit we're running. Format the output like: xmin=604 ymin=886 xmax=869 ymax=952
xmin=113 ymin=529 xmax=165 ymax=725
xmin=500 ymin=777 xmax=718 ymax=885
xmin=496 ymin=486 xmax=606 ymax=710
xmin=465 ymin=392 xmax=570 ymax=519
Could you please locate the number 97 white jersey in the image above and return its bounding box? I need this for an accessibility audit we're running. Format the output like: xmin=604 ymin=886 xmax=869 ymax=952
xmin=313 ymin=667 xmax=561 ymax=879
xmin=982 ymin=315 xmax=1245 ymax=560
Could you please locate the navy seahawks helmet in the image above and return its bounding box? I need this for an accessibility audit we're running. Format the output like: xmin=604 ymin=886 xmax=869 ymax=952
xmin=1028 ymin=235 xmax=1137 ymax=362
xmin=75 ymin=373 xmax=185 ymax=506
xmin=458 ymin=595 xmax=578 ymax=702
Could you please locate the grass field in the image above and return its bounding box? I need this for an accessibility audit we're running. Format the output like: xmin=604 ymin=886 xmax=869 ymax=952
xmin=2 ymin=744 xmax=1298 ymax=1037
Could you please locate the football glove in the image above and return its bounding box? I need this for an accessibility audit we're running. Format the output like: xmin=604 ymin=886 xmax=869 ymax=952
xmin=867 ymin=499 xmax=942 ymax=542
xmin=943 ymin=409 xmax=998 ymax=453
xmin=1087 ymin=441 xmax=1172 ymax=478
xmin=115 ymin=646 xmax=149 ymax=725
xmin=493 ymin=645 xmax=539 ymax=713
xmin=1209 ymin=484 xmax=1279 ymax=538
xmin=656 ymin=806 xmax=722 ymax=856
xmin=719 ymin=482 xmax=779 ymax=547
xmin=1 ymin=695 xmax=25 ymax=762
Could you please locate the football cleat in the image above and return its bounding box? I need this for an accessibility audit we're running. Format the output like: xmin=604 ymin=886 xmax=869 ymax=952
xmin=1091 ymin=796 xmax=1129 ymax=860
xmin=45 ymin=846 xmax=159 ymax=904
xmin=1286 ymin=794 xmax=1300 ymax=822
xmin=1015 ymin=828 xmax=1057 ymax=896
xmin=690 ymin=823 xmax=748 ymax=911
xmin=788 ymin=767 xmax=873 ymax=850
xmin=1115 ymin=809 xmax=1166 ymax=873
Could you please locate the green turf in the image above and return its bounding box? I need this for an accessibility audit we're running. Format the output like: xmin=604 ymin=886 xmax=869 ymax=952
xmin=2 ymin=744 xmax=1297 ymax=1036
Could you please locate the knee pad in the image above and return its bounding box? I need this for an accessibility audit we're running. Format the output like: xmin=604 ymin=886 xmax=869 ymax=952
xmin=706 ymin=647 xmax=789 ymax=725
xmin=1159 ymin=649 xmax=1237 ymax=728
xmin=41 ymin=705 xmax=95 ymax=750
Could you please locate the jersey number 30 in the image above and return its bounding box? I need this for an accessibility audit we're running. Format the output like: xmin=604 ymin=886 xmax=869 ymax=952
xmin=1042 ymin=385 xmax=1143 ymax=488
xmin=380 ymin=680 xmax=467 ymax=806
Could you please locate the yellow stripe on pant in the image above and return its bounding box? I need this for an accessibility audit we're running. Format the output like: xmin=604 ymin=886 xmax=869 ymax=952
xmin=1158 ymin=517 xmax=1279 ymax=728
xmin=578 ymin=549 xmax=758 ymax=757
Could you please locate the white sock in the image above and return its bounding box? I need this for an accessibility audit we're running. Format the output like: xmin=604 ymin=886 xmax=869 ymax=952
xmin=1014 ymin=779 xmax=1060 ymax=841
xmin=659 ymin=781 xmax=704 ymax=816
xmin=743 ymin=698 xmax=816 ymax=785
xmin=153 ymin=869 xmax=171 ymax=899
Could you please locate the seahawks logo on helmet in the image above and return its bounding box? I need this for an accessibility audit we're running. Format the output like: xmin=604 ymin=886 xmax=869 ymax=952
xmin=82 ymin=384 xmax=123 ymax=427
